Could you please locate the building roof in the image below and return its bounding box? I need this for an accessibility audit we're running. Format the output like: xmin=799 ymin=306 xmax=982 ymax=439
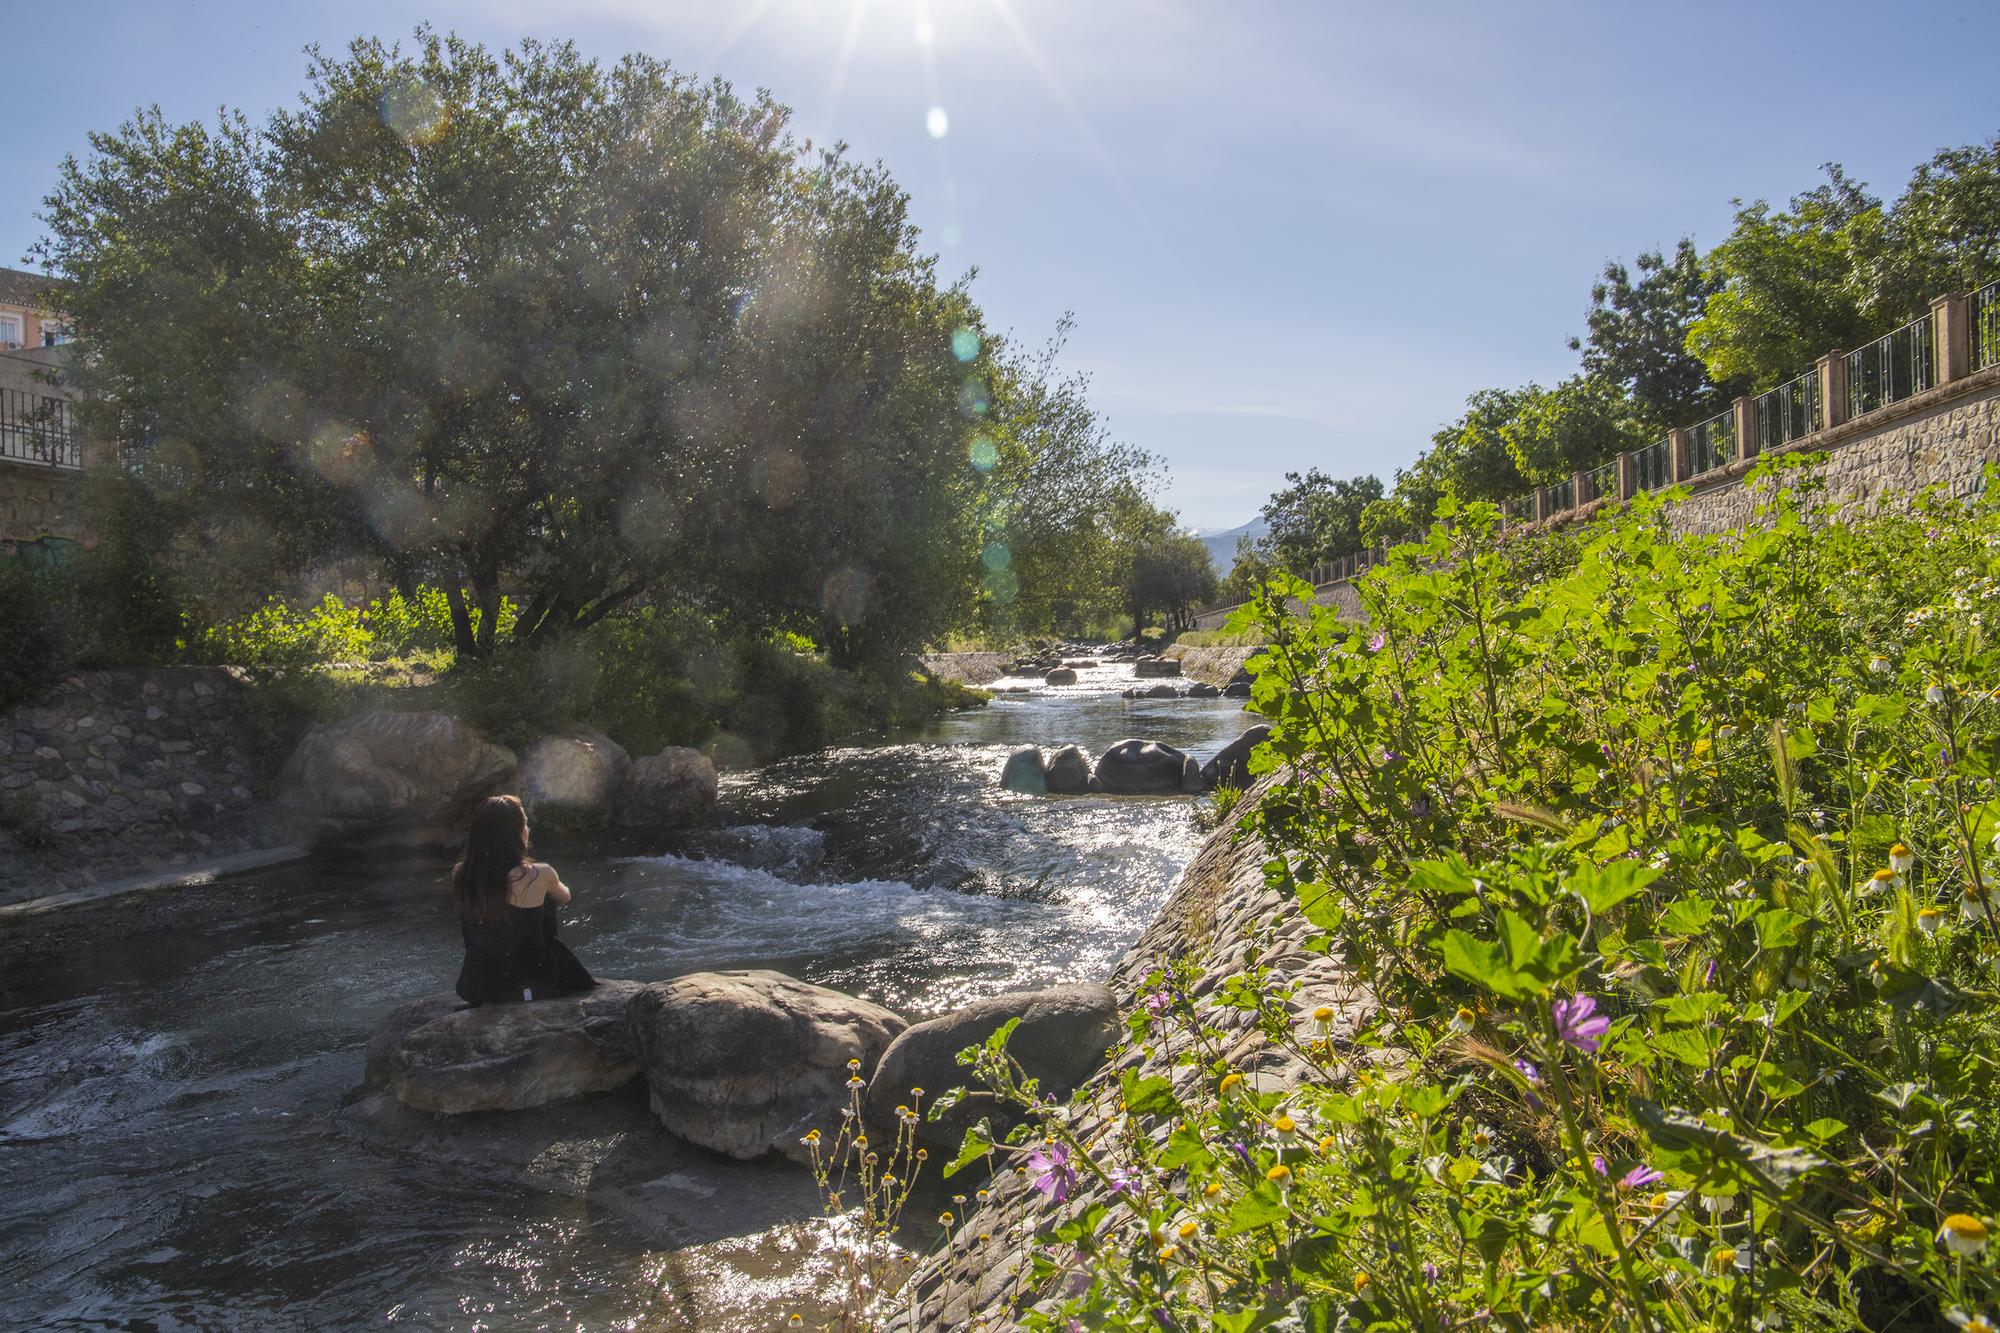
xmin=0 ymin=266 xmax=58 ymax=309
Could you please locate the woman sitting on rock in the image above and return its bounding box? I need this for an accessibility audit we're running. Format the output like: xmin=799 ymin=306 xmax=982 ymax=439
xmin=451 ymin=794 xmax=596 ymax=1006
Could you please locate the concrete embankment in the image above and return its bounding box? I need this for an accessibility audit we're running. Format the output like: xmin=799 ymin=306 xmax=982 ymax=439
xmin=1159 ymin=642 xmax=1264 ymax=688
xmin=889 ymin=773 xmax=1363 ymax=1330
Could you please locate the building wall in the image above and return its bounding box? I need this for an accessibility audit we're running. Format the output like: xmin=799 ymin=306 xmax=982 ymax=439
xmin=0 ymin=345 xmax=103 ymax=554
xmin=0 ymin=299 xmax=55 ymax=352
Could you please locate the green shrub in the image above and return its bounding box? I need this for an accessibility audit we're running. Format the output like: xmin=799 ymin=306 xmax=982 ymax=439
xmin=943 ymin=459 xmax=2000 ymax=1332
xmin=0 ymin=541 xmax=187 ymax=708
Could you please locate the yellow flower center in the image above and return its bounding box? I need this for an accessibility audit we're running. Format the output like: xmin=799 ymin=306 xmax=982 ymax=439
xmin=1178 ymin=1221 xmax=1198 ymax=1239
xmin=1872 ymin=869 xmax=1896 ymax=882
xmin=1353 ymin=1271 xmax=1370 ymax=1292
xmin=1710 ymin=1247 xmax=1737 ymax=1274
xmin=1274 ymin=1114 xmax=1296 ymax=1134
xmin=1945 ymin=1212 xmax=1989 ymax=1241
xmin=1312 ymin=1005 xmax=1334 ymax=1023
xmin=1219 ymin=1072 xmax=1243 ymax=1093
xmin=1266 ymin=1164 xmax=1292 ymax=1185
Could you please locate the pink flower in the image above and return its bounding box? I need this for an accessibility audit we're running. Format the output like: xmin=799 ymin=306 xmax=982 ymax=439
xmin=1552 ymin=993 xmax=1610 ymax=1054
xmin=1026 ymin=1143 xmax=1076 ymax=1203
xmin=1619 ymin=1165 xmax=1663 ymax=1189
xmin=1367 ymin=631 xmax=1386 ymax=652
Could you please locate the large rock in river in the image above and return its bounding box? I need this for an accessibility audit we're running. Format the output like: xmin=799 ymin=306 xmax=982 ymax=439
xmin=999 ymin=745 xmax=1047 ymax=794
xmin=520 ymin=730 xmax=630 ymax=831
xmin=362 ymin=980 xmax=645 ymax=1114
xmin=1044 ymin=744 xmax=1091 ymax=794
xmin=1092 ymin=738 xmax=1192 ymax=794
xmin=278 ymin=710 xmax=516 ymax=850
xmin=626 ymin=970 xmax=906 ymax=1163
xmin=1043 ymin=667 xmax=1078 ymax=686
xmin=1201 ymin=724 xmax=1273 ymax=790
xmin=864 ymin=983 xmax=1121 ymax=1152
xmin=1133 ymin=656 xmax=1182 ymax=678
xmin=613 ymin=747 xmax=718 ymax=829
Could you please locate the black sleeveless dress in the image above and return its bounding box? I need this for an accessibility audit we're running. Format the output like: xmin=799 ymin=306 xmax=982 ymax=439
xmin=454 ymin=899 xmax=595 ymax=1006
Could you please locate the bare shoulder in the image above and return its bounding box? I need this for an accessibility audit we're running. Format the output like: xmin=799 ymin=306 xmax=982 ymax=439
xmin=505 ymin=862 xmax=549 ymax=906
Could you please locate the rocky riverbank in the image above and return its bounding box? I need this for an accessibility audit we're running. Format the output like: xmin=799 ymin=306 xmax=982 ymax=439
xmin=1158 ymin=642 xmax=1263 ymax=689
xmin=888 ymin=771 xmax=1362 ymax=1331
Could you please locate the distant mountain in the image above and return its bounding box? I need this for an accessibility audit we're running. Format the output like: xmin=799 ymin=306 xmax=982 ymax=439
xmin=1194 ymin=516 xmax=1269 ymax=575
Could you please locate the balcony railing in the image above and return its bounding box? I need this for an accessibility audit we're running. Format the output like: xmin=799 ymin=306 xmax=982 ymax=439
xmin=0 ymin=389 xmax=78 ymax=469
xmin=1974 ymin=280 xmax=2000 ymax=374
xmin=1546 ymin=477 xmax=1576 ymax=513
xmin=1583 ymin=460 xmax=1617 ymax=503
xmin=1686 ymin=409 xmax=1735 ymax=477
xmin=1633 ymin=439 xmax=1671 ymax=492
xmin=1847 ymin=312 xmax=1935 ymax=419
xmin=1755 ymin=370 xmax=1822 ymax=453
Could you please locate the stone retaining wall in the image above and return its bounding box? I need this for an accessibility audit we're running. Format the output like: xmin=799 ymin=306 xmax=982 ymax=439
xmin=0 ymin=667 xmax=267 ymax=903
xmin=1158 ymin=643 xmax=1262 ymax=687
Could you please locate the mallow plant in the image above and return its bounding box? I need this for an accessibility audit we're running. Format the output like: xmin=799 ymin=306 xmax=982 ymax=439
xmin=930 ymin=459 xmax=2000 ymax=1331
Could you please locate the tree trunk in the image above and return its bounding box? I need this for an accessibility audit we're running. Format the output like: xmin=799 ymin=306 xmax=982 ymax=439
xmin=443 ymin=582 xmax=480 ymax=659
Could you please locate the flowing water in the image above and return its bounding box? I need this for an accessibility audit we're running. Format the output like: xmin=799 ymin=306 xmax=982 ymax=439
xmin=0 ymin=659 xmax=1254 ymax=1331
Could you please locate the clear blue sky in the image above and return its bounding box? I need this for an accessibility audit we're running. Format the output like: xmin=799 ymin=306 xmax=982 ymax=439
xmin=4 ymin=1 xmax=1996 ymax=530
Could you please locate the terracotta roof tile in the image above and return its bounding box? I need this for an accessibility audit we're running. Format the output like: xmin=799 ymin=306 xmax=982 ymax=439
xmin=0 ymin=266 xmax=58 ymax=309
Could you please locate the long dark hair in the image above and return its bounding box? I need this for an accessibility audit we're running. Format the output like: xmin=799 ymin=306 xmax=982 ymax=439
xmin=452 ymin=795 xmax=530 ymax=922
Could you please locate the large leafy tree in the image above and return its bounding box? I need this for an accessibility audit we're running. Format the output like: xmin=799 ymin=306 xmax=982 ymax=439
xmin=37 ymin=31 xmax=987 ymax=668
xmin=1686 ymin=165 xmax=1884 ymax=390
xmin=1255 ymin=469 xmax=1384 ymax=575
xmin=1872 ymin=136 xmax=2000 ymax=321
xmin=1500 ymin=375 xmax=1649 ymax=484
xmin=974 ymin=319 xmax=1160 ymax=639
xmin=1571 ymin=240 xmax=1731 ymax=430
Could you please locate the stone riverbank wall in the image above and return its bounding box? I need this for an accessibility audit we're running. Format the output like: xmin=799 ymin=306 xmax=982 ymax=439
xmin=1159 ymin=643 xmax=1262 ymax=688
xmin=1190 ymin=361 xmax=2000 ymax=633
xmin=0 ymin=667 xmax=266 ymax=903
xmin=889 ymin=775 xmax=1365 ymax=1330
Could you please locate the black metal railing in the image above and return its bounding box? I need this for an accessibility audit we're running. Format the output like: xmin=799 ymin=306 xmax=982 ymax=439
xmin=1974 ymin=280 xmax=2000 ymax=374
xmin=1847 ymin=312 xmax=1935 ymax=419
xmin=1500 ymin=496 xmax=1531 ymax=527
xmin=1633 ymin=439 xmax=1671 ymax=492
xmin=1546 ymin=477 xmax=1576 ymax=513
xmin=0 ymin=389 xmax=78 ymax=469
xmin=1686 ymin=409 xmax=1736 ymax=477
xmin=1755 ymin=369 xmax=1822 ymax=452
xmin=1583 ymin=460 xmax=1617 ymax=503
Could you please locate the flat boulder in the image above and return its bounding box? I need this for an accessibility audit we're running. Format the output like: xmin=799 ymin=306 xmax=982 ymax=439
xmin=999 ymin=745 xmax=1047 ymax=794
xmin=278 ymin=710 xmax=516 ymax=850
xmin=520 ymin=730 xmax=630 ymax=831
xmin=1185 ymin=682 xmax=1221 ymax=699
xmin=1093 ymin=738 xmax=1192 ymax=794
xmin=1043 ymin=667 xmax=1078 ymax=686
xmin=1224 ymin=681 xmax=1253 ymax=698
xmin=864 ymin=983 xmax=1120 ymax=1151
xmin=614 ymin=747 xmax=718 ymax=829
xmin=1201 ymin=724 xmax=1273 ymax=789
xmin=1133 ymin=657 xmax=1182 ymax=678
xmin=362 ymin=980 xmax=645 ymax=1114
xmin=1044 ymin=744 xmax=1091 ymax=794
xmin=626 ymin=970 xmax=906 ymax=1163
xmin=1141 ymin=683 xmax=1179 ymax=699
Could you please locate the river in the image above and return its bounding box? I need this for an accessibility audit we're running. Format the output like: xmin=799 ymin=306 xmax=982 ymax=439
xmin=0 ymin=658 xmax=1253 ymax=1331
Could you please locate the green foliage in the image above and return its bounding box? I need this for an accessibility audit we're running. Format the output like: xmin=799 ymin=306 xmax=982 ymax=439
xmin=1125 ymin=520 xmax=1219 ymax=632
xmin=1688 ymin=165 xmax=1884 ymax=389
xmin=197 ymin=588 xmax=513 ymax=672
xmin=1255 ymin=469 xmax=1385 ymax=576
xmin=0 ymin=521 xmax=188 ymax=708
xmin=1500 ymin=374 xmax=1651 ymax=486
xmin=1573 ymin=239 xmax=1732 ymax=431
xmin=939 ymin=463 xmax=2000 ymax=1331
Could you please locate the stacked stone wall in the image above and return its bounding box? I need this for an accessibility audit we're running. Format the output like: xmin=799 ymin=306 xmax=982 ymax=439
xmin=0 ymin=667 xmax=266 ymax=902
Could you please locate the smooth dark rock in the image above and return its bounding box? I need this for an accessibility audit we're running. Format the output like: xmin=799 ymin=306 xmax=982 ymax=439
xmin=1185 ymin=682 xmax=1221 ymax=699
xmin=1180 ymin=754 xmax=1207 ymax=793
xmin=1133 ymin=657 xmax=1182 ymax=678
xmin=1141 ymin=683 xmax=1179 ymax=699
xmin=362 ymin=980 xmax=645 ymax=1114
xmin=1224 ymin=681 xmax=1254 ymax=698
xmin=1000 ymin=745 xmax=1047 ymax=794
xmin=626 ymin=969 xmax=906 ymax=1163
xmin=1043 ymin=668 xmax=1078 ymax=686
xmin=1200 ymin=724 xmax=1273 ymax=790
xmin=1043 ymin=744 xmax=1091 ymax=794
xmin=520 ymin=730 xmax=630 ymax=831
xmin=864 ymin=983 xmax=1121 ymax=1151
xmin=1092 ymin=738 xmax=1191 ymax=794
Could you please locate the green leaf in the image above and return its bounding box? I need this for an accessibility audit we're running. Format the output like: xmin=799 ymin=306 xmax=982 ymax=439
xmin=1658 ymin=898 xmax=1716 ymax=935
xmin=1440 ymin=929 xmax=1527 ymax=1000
xmin=1755 ymin=907 xmax=1810 ymax=950
xmin=1629 ymin=1097 xmax=1825 ymax=1195
xmin=1651 ymin=1027 xmax=1714 ymax=1069
xmin=1570 ymin=860 xmax=1662 ymax=915
xmin=1120 ymin=1071 xmax=1183 ymax=1118
xmin=941 ymin=1124 xmax=992 ymax=1179
xmin=1224 ymin=1183 xmax=1290 ymax=1235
